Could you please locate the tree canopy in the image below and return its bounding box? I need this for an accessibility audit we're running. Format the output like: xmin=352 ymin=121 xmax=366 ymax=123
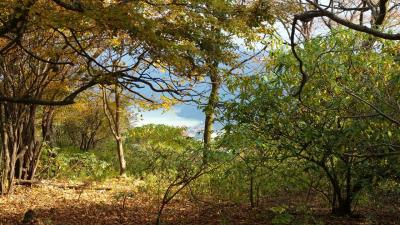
xmin=1 ymin=1 xmax=400 ymax=224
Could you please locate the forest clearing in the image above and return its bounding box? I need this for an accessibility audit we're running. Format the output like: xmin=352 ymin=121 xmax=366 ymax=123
xmin=1 ymin=178 xmax=399 ymax=225
xmin=1 ymin=0 xmax=400 ymax=224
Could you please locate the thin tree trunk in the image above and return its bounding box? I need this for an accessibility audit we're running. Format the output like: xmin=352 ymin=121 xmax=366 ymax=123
xmin=203 ymin=62 xmax=220 ymax=164
xmin=102 ymin=84 xmax=127 ymax=177
xmin=41 ymin=106 xmax=55 ymax=146
xmin=116 ymin=138 xmax=126 ymax=177
xmin=114 ymin=85 xmax=126 ymax=177
xmin=249 ymin=173 xmax=255 ymax=208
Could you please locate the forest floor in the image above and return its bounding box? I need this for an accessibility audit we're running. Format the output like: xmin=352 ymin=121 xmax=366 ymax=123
xmin=0 ymin=179 xmax=399 ymax=225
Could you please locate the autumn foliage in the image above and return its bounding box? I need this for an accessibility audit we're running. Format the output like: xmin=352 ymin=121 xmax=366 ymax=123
xmin=1 ymin=1 xmax=400 ymax=225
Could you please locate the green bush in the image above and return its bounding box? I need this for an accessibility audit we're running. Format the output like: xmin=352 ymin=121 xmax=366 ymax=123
xmin=37 ymin=145 xmax=116 ymax=181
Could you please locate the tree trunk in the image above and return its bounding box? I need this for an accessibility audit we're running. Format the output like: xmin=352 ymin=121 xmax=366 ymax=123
xmin=332 ymin=199 xmax=352 ymax=216
xmin=116 ymin=137 xmax=126 ymax=177
xmin=41 ymin=106 xmax=55 ymax=146
xmin=203 ymin=62 xmax=220 ymax=164
xmin=102 ymin=84 xmax=127 ymax=177
xmin=0 ymin=103 xmax=42 ymax=195
xmin=114 ymin=84 xmax=126 ymax=177
xmin=328 ymin=161 xmax=354 ymax=216
xmin=332 ymin=159 xmax=355 ymax=216
xmin=249 ymin=174 xmax=255 ymax=208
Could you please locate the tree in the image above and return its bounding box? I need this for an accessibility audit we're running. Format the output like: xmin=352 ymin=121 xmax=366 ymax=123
xmin=57 ymin=92 xmax=112 ymax=151
xmin=290 ymin=0 xmax=400 ymax=99
xmin=0 ymin=33 xmax=81 ymax=194
xmin=102 ymin=84 xmax=128 ymax=177
xmin=201 ymin=34 xmax=272 ymax=164
xmin=223 ymin=30 xmax=400 ymax=215
xmin=0 ymin=0 xmax=272 ymax=104
xmin=220 ymin=123 xmax=276 ymax=208
xmin=126 ymin=124 xmax=204 ymax=224
xmin=291 ymin=0 xmax=400 ymax=41
xmin=0 ymin=0 xmax=273 ymax=194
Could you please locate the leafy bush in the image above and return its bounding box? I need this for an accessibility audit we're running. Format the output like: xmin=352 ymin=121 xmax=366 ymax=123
xmin=37 ymin=145 xmax=115 ymax=181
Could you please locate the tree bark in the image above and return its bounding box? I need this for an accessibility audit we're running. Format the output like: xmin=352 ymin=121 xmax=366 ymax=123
xmin=332 ymin=199 xmax=352 ymax=216
xmin=102 ymin=84 xmax=127 ymax=177
xmin=321 ymin=159 xmax=355 ymax=216
xmin=203 ymin=62 xmax=220 ymax=164
xmin=116 ymin=138 xmax=127 ymax=177
xmin=114 ymin=86 xmax=126 ymax=177
xmin=41 ymin=106 xmax=55 ymax=146
xmin=249 ymin=173 xmax=255 ymax=208
xmin=0 ymin=103 xmax=41 ymax=195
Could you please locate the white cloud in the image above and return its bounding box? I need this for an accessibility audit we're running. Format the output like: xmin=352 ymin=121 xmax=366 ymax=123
xmin=134 ymin=107 xmax=202 ymax=129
